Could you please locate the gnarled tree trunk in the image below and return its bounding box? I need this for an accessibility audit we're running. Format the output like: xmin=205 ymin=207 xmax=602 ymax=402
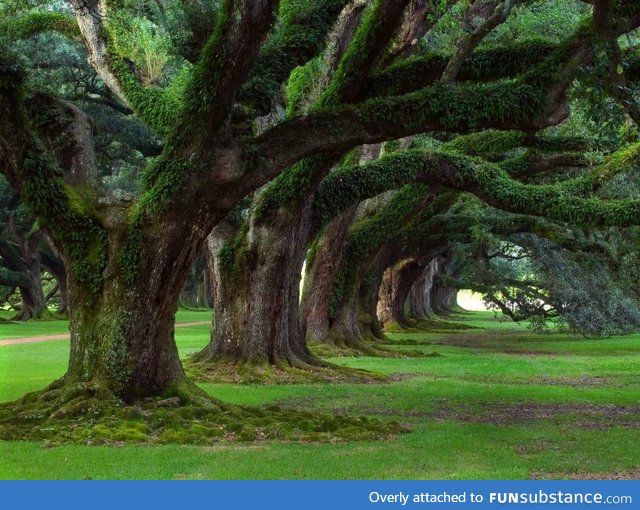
xmin=41 ymin=243 xmax=68 ymax=314
xmin=429 ymin=256 xmax=461 ymax=315
xmin=408 ymin=258 xmax=439 ymax=320
xmin=14 ymin=250 xmax=46 ymax=320
xmin=324 ymin=246 xmax=392 ymax=349
xmin=0 ymin=235 xmax=47 ymax=321
xmin=179 ymin=248 xmax=212 ymax=309
xmin=194 ymin=213 xmax=320 ymax=369
xmin=301 ymin=206 xmax=358 ymax=343
xmin=377 ymin=258 xmax=424 ymax=330
xmin=61 ymin=221 xmax=206 ymax=401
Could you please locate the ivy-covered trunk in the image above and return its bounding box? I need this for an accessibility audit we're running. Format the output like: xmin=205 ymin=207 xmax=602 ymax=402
xmin=194 ymin=214 xmax=319 ymax=368
xmin=323 ymin=244 xmax=392 ymax=349
xmin=66 ymin=276 xmax=184 ymax=401
xmin=323 ymin=260 xmax=385 ymax=349
xmin=325 ymin=293 xmax=370 ymax=349
xmin=60 ymin=217 xmax=210 ymax=401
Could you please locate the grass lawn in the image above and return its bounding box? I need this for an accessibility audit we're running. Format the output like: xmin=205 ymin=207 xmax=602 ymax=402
xmin=0 ymin=309 xmax=212 ymax=339
xmin=1 ymin=310 xmax=639 ymax=480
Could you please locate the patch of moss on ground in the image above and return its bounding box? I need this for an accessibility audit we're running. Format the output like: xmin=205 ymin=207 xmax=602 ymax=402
xmin=310 ymin=341 xmax=425 ymax=360
xmin=384 ymin=319 xmax=478 ymax=335
xmin=185 ymin=359 xmax=388 ymax=385
xmin=0 ymin=381 xmax=405 ymax=445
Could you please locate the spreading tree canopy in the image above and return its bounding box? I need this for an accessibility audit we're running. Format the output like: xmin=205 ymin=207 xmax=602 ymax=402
xmin=1 ymin=0 xmax=640 ymax=438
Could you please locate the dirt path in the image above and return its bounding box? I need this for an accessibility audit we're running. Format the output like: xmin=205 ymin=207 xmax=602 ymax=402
xmin=0 ymin=321 xmax=210 ymax=347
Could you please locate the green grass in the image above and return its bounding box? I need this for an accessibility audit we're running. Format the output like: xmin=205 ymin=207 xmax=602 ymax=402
xmin=0 ymin=309 xmax=212 ymax=340
xmin=1 ymin=311 xmax=639 ymax=480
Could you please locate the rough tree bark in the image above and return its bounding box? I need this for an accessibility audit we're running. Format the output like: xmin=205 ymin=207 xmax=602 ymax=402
xmin=302 ymin=206 xmax=359 ymax=344
xmin=429 ymin=257 xmax=461 ymax=315
xmin=194 ymin=211 xmax=320 ymax=368
xmin=2 ymin=0 xmax=638 ymax=404
xmin=40 ymin=243 xmax=68 ymax=314
xmin=377 ymin=258 xmax=426 ymax=329
xmin=326 ymin=245 xmax=394 ymax=349
xmin=408 ymin=258 xmax=439 ymax=320
xmin=0 ymin=235 xmax=46 ymax=320
xmin=14 ymin=238 xmax=46 ymax=320
xmin=179 ymin=249 xmax=212 ymax=309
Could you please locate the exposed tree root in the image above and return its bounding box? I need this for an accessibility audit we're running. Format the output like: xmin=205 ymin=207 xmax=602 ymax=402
xmin=11 ymin=309 xmax=66 ymax=322
xmin=185 ymin=358 xmax=388 ymax=384
xmin=379 ymin=337 xmax=440 ymax=349
xmin=0 ymin=379 xmax=405 ymax=444
xmin=309 ymin=339 xmax=425 ymax=359
xmin=384 ymin=319 xmax=478 ymax=335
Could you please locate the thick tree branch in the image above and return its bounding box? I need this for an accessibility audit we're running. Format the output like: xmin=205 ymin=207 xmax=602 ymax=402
xmin=366 ymin=148 xmax=640 ymax=228
xmin=0 ymin=267 xmax=30 ymax=288
xmin=68 ymin=0 xmax=127 ymax=106
xmin=239 ymin=0 xmax=351 ymax=115
xmin=252 ymin=6 xmax=640 ymax=177
xmin=251 ymin=79 xmax=564 ymax=174
xmin=594 ymin=0 xmax=640 ymax=125
xmin=185 ymin=0 xmax=278 ymax=133
xmin=383 ymin=0 xmax=456 ymax=65
xmin=28 ymin=93 xmax=100 ymax=188
xmin=0 ymin=12 xmax=81 ymax=41
xmin=441 ymin=0 xmax=516 ymax=84
xmin=366 ymin=39 xmax=558 ymax=99
xmin=251 ymin=0 xmax=411 ymax=222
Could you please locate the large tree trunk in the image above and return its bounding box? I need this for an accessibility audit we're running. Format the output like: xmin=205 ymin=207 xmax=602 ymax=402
xmin=391 ymin=259 xmax=425 ymax=329
xmin=408 ymin=258 xmax=439 ymax=320
xmin=323 ymin=247 xmax=392 ymax=350
xmin=378 ymin=259 xmax=422 ymax=330
xmin=11 ymin=236 xmax=46 ymax=321
xmin=41 ymin=244 xmax=69 ymax=314
xmin=377 ymin=266 xmax=394 ymax=327
xmin=66 ymin=275 xmax=185 ymax=401
xmin=58 ymin=214 xmax=212 ymax=401
xmin=179 ymin=249 xmax=211 ymax=309
xmin=359 ymin=260 xmax=387 ymax=341
xmin=301 ymin=207 xmax=358 ymax=343
xmin=325 ymin=292 xmax=373 ymax=350
xmin=194 ymin=213 xmax=319 ymax=369
xmin=429 ymin=256 xmax=461 ymax=315
xmin=14 ymin=261 xmax=46 ymax=320
xmin=431 ymin=280 xmax=460 ymax=314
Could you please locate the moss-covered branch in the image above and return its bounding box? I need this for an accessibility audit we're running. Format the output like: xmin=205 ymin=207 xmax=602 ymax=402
xmin=360 ymin=147 xmax=640 ymax=228
xmin=364 ymin=40 xmax=558 ymax=98
xmin=253 ymin=12 xmax=640 ymax=174
xmin=0 ymin=266 xmax=29 ymax=288
xmin=0 ymin=12 xmax=81 ymax=41
xmin=239 ymin=0 xmax=350 ymax=114
xmin=251 ymin=0 xmax=410 ymax=223
xmin=66 ymin=0 xmax=181 ymax=137
xmin=327 ymin=187 xmax=452 ymax=318
xmin=0 ymin=52 xmax=107 ymax=293
xmin=181 ymin=0 xmax=278 ymax=132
